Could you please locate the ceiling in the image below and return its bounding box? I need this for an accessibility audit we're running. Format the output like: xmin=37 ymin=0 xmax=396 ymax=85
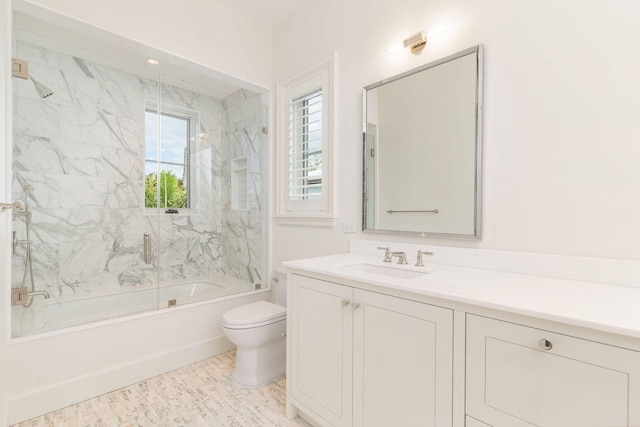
xmin=220 ymin=0 xmax=311 ymax=26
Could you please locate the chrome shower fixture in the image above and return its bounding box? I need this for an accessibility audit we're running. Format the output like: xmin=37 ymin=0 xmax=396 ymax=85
xmin=29 ymin=75 xmax=54 ymax=99
xmin=12 ymin=58 xmax=54 ymax=99
xmin=12 ymin=58 xmax=28 ymax=78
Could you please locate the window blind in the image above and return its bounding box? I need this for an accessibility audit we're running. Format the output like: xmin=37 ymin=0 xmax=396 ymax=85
xmin=288 ymin=90 xmax=323 ymax=201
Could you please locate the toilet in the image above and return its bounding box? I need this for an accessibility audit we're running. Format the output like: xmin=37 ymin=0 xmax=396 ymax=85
xmin=222 ymin=272 xmax=287 ymax=387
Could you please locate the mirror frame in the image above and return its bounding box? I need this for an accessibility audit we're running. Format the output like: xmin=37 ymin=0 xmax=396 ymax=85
xmin=362 ymin=44 xmax=483 ymax=239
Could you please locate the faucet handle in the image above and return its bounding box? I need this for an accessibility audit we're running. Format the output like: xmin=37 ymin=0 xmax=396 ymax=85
xmin=415 ymin=250 xmax=434 ymax=267
xmin=377 ymin=246 xmax=392 ymax=262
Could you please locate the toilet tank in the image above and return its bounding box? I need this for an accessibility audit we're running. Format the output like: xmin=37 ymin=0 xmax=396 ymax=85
xmin=273 ymin=269 xmax=287 ymax=307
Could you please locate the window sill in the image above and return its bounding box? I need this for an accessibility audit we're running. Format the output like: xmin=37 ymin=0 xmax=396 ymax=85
xmin=274 ymin=214 xmax=337 ymax=228
xmin=144 ymin=209 xmax=199 ymax=216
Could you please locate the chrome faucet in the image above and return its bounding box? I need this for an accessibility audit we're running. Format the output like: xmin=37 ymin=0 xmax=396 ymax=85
xmin=378 ymin=247 xmax=409 ymax=264
xmin=391 ymin=252 xmax=409 ymax=265
xmin=12 ymin=288 xmax=50 ymax=306
xmin=377 ymin=247 xmax=393 ymax=262
xmin=28 ymin=290 xmax=50 ymax=300
xmin=415 ymin=250 xmax=434 ymax=267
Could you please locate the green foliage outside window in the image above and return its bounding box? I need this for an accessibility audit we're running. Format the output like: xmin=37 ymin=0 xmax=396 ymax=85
xmin=144 ymin=170 xmax=187 ymax=208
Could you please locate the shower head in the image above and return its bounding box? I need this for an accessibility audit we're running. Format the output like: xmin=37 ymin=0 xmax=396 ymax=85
xmin=28 ymin=75 xmax=54 ymax=99
xmin=12 ymin=59 xmax=54 ymax=99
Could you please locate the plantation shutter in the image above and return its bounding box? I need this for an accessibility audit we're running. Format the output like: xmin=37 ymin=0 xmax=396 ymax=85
xmin=288 ymin=90 xmax=323 ymax=202
xmin=276 ymin=53 xmax=335 ymax=224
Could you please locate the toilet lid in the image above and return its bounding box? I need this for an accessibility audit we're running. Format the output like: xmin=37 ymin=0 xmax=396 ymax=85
xmin=223 ymin=301 xmax=286 ymax=327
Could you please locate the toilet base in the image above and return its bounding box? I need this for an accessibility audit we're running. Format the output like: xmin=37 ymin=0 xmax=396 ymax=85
xmin=232 ymin=337 xmax=286 ymax=387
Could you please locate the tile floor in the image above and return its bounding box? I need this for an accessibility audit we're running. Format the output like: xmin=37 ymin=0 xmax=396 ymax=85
xmin=13 ymin=350 xmax=311 ymax=427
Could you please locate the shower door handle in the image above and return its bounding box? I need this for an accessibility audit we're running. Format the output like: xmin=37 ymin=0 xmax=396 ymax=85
xmin=143 ymin=233 xmax=152 ymax=264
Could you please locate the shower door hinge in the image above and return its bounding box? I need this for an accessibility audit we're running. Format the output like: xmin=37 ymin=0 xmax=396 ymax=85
xmin=11 ymin=287 xmax=28 ymax=306
xmin=262 ymin=127 xmax=268 ymax=134
xmin=370 ymin=148 xmax=376 ymax=157
xmin=12 ymin=58 xmax=28 ymax=79
xmin=255 ymin=283 xmax=261 ymax=290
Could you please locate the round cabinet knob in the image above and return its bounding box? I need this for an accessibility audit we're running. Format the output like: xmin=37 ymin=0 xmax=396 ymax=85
xmin=342 ymin=300 xmax=350 ymax=307
xmin=352 ymin=303 xmax=360 ymax=310
xmin=539 ymin=338 xmax=553 ymax=350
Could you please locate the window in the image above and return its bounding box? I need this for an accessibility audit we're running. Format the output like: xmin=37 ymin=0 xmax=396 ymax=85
xmin=144 ymin=103 xmax=198 ymax=212
xmin=289 ymin=90 xmax=322 ymax=201
xmin=276 ymin=53 xmax=336 ymax=227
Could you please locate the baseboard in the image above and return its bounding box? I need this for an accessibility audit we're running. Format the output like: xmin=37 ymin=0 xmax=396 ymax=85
xmin=4 ymin=334 xmax=234 ymax=425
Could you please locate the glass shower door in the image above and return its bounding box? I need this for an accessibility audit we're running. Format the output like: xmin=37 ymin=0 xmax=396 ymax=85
xmin=10 ymin=28 xmax=162 ymax=336
xmin=155 ymin=77 xmax=268 ymax=307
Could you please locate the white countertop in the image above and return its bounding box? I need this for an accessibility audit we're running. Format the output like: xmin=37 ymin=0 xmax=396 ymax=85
xmin=283 ymin=253 xmax=640 ymax=340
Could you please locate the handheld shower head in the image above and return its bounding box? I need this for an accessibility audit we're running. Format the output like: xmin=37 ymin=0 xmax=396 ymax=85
xmin=28 ymin=75 xmax=54 ymax=99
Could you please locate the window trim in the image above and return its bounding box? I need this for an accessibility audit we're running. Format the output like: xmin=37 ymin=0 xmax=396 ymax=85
xmin=275 ymin=52 xmax=336 ymax=228
xmin=144 ymin=101 xmax=200 ymax=215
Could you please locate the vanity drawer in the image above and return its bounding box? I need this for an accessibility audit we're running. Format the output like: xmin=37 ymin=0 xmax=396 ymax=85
xmin=466 ymin=314 xmax=640 ymax=427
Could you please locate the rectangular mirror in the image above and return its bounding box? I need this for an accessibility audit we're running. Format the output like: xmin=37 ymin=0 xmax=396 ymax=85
xmin=363 ymin=45 xmax=483 ymax=239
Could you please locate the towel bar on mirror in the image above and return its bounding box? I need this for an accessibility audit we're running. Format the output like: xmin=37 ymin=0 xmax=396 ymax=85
xmin=386 ymin=209 xmax=439 ymax=214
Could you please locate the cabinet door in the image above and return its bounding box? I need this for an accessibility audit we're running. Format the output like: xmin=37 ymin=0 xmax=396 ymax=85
xmin=290 ymin=275 xmax=353 ymax=427
xmin=352 ymin=289 xmax=454 ymax=427
xmin=467 ymin=314 xmax=640 ymax=427
xmin=466 ymin=417 xmax=492 ymax=427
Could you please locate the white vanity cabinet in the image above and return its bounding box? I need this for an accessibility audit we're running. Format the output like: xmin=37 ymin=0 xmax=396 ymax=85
xmin=466 ymin=314 xmax=640 ymax=427
xmin=289 ymin=274 xmax=353 ymax=426
xmin=284 ymin=248 xmax=640 ymax=427
xmin=352 ymin=286 xmax=453 ymax=427
xmin=288 ymin=274 xmax=454 ymax=427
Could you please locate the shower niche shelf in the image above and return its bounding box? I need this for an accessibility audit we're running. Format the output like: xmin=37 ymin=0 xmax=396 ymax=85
xmin=231 ymin=156 xmax=249 ymax=211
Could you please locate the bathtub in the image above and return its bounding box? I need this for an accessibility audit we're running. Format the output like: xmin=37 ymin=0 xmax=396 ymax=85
xmin=11 ymin=277 xmax=256 ymax=336
xmin=5 ymin=276 xmax=269 ymax=425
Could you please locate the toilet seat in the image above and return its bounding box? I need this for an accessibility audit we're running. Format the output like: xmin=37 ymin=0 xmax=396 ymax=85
xmin=222 ymin=301 xmax=286 ymax=329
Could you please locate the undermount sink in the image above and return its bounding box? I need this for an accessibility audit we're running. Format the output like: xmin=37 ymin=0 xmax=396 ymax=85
xmin=340 ymin=263 xmax=429 ymax=279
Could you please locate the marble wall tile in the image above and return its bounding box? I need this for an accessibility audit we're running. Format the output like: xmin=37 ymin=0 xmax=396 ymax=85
xmin=219 ymin=92 xmax=266 ymax=286
xmin=15 ymin=97 xmax=60 ymax=139
xmin=11 ymin=40 xmax=265 ymax=308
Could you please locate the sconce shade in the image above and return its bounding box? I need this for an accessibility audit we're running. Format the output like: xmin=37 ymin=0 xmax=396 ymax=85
xmin=403 ymin=31 xmax=427 ymax=54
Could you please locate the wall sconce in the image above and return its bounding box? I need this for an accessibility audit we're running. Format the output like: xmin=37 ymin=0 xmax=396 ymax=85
xmin=403 ymin=31 xmax=427 ymax=55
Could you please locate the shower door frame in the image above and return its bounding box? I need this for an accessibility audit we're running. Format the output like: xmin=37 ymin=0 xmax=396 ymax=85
xmin=0 ymin=0 xmax=14 ymax=422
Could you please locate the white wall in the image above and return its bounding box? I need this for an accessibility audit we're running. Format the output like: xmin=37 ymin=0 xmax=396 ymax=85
xmin=19 ymin=0 xmax=272 ymax=87
xmin=271 ymin=0 xmax=640 ymax=267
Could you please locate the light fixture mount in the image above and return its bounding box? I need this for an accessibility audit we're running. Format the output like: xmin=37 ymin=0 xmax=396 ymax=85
xmin=403 ymin=31 xmax=427 ymax=55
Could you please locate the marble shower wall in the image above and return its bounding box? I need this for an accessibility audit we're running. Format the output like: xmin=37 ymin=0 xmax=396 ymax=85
xmin=220 ymin=90 xmax=266 ymax=286
xmin=11 ymin=40 xmax=263 ymax=298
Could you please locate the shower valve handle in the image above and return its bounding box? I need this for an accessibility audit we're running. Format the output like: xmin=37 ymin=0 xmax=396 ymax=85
xmin=1 ymin=201 xmax=24 ymax=213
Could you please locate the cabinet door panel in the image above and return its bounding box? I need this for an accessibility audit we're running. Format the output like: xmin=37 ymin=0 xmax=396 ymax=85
xmin=290 ymin=275 xmax=353 ymax=426
xmin=353 ymin=289 xmax=453 ymax=427
xmin=467 ymin=314 xmax=640 ymax=427
xmin=466 ymin=416 xmax=492 ymax=427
